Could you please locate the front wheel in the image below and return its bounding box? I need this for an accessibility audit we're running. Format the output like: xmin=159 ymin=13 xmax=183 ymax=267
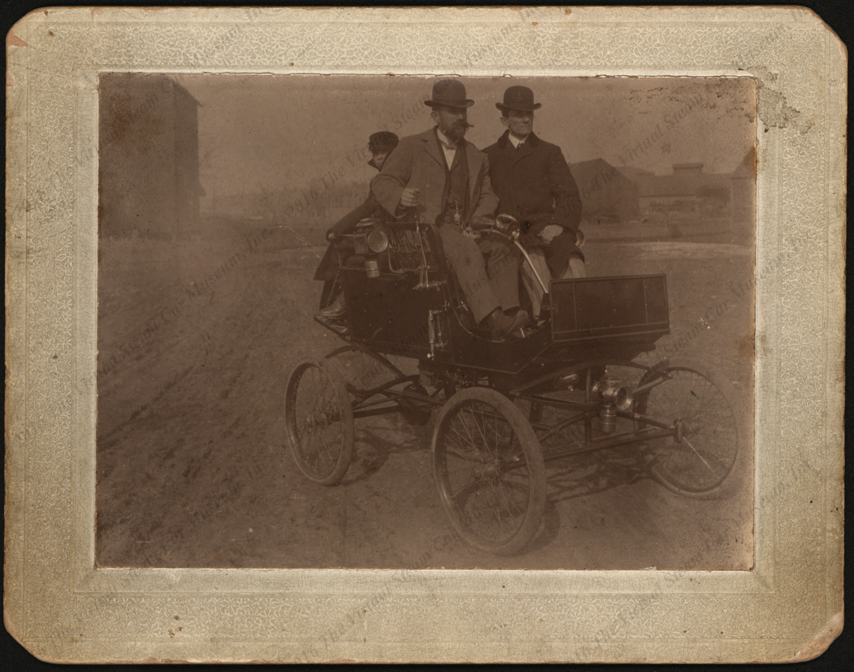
xmin=634 ymin=360 xmax=739 ymax=497
xmin=285 ymin=360 xmax=354 ymax=485
xmin=432 ymin=387 xmax=547 ymax=555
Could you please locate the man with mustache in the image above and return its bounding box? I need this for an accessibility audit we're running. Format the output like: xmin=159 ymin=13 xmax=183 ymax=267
xmin=483 ymin=86 xmax=585 ymax=320
xmin=372 ymin=79 xmax=528 ymax=340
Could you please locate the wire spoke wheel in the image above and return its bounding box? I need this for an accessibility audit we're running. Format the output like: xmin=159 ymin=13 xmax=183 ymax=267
xmin=634 ymin=360 xmax=739 ymax=497
xmin=285 ymin=360 xmax=354 ymax=485
xmin=432 ymin=387 xmax=546 ymax=555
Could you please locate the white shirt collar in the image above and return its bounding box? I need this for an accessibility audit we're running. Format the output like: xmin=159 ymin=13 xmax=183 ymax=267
xmin=508 ymin=132 xmax=529 ymax=148
xmin=436 ymin=127 xmax=458 ymax=149
xmin=436 ymin=127 xmax=459 ymax=166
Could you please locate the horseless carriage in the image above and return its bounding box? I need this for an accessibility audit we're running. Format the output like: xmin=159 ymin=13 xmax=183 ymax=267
xmin=285 ymin=220 xmax=740 ymax=555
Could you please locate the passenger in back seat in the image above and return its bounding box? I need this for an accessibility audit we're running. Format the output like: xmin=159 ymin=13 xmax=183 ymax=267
xmin=314 ymin=132 xmax=399 ymax=321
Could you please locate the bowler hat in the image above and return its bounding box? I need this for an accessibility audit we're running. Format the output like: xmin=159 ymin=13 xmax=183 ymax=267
xmin=368 ymin=131 xmax=399 ymax=152
xmin=424 ymin=79 xmax=474 ymax=109
xmin=496 ymin=85 xmax=542 ymax=112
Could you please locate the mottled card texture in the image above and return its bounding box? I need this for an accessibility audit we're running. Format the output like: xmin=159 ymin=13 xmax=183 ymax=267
xmin=4 ymin=6 xmax=845 ymax=664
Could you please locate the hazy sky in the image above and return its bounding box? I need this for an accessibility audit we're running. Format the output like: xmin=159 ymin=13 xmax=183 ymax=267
xmin=174 ymin=75 xmax=756 ymax=197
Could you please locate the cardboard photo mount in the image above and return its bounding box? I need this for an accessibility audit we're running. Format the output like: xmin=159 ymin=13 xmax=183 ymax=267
xmin=4 ymin=6 xmax=845 ymax=663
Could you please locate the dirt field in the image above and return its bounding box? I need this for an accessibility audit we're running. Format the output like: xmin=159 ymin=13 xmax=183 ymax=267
xmin=96 ymin=218 xmax=754 ymax=570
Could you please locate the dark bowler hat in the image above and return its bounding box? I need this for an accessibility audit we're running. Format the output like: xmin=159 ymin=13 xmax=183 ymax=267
xmin=424 ymin=79 xmax=475 ymax=109
xmin=496 ymin=85 xmax=542 ymax=112
xmin=368 ymin=131 xmax=399 ymax=152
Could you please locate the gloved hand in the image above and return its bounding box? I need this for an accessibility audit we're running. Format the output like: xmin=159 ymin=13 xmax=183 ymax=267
xmin=399 ymin=187 xmax=421 ymax=208
xmin=539 ymin=224 xmax=564 ymax=244
xmin=462 ymin=225 xmax=479 ymax=240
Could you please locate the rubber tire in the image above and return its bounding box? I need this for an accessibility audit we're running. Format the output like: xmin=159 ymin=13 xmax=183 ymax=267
xmin=285 ymin=359 xmax=354 ymax=485
xmin=634 ymin=359 xmax=739 ymax=498
xmin=432 ymin=387 xmax=547 ymax=555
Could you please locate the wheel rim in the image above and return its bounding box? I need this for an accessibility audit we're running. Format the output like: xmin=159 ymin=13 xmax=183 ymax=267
xmin=434 ymin=397 xmax=541 ymax=550
xmin=286 ymin=362 xmax=352 ymax=483
xmin=637 ymin=367 xmax=738 ymax=493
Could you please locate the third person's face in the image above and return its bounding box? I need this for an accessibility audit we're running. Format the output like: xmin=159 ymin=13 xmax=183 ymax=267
xmin=371 ymin=152 xmax=389 ymax=170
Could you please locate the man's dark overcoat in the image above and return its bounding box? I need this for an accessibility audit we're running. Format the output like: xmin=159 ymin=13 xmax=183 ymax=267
xmin=483 ymin=130 xmax=584 ymax=276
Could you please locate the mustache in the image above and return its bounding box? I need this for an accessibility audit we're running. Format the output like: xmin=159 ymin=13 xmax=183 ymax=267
xmin=456 ymin=122 xmax=474 ymax=128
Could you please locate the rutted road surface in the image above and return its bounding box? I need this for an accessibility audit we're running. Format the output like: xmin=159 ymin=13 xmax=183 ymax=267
xmin=96 ymin=223 xmax=753 ymax=570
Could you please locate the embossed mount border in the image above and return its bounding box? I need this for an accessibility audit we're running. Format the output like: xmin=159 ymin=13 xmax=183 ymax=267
xmin=4 ymin=6 xmax=845 ymax=663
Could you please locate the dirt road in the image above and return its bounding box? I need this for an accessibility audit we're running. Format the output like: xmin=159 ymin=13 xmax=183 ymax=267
xmin=96 ymin=220 xmax=754 ymax=570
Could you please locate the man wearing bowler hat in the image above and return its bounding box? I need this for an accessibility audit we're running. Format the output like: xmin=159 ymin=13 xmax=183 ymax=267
xmin=483 ymin=85 xmax=585 ymax=320
xmin=372 ymin=79 xmax=528 ymax=340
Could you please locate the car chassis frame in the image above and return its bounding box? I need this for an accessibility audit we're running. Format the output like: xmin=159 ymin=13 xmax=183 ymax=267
xmin=285 ymin=221 xmax=741 ymax=555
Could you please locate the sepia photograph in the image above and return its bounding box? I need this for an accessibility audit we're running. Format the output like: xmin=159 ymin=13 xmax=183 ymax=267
xmin=96 ymin=74 xmax=756 ymax=571
xmin=5 ymin=6 xmax=844 ymax=664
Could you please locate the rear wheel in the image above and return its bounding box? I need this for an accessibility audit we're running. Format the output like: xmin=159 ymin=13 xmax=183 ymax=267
xmin=634 ymin=360 xmax=739 ymax=497
xmin=432 ymin=387 xmax=547 ymax=555
xmin=285 ymin=360 xmax=354 ymax=485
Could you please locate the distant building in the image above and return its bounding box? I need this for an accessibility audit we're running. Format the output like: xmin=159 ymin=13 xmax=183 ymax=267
xmin=570 ymin=158 xmax=640 ymax=223
xmin=615 ymin=166 xmax=655 ymax=185
xmin=672 ymin=162 xmax=704 ymax=177
xmin=99 ymin=74 xmax=203 ymax=239
xmin=634 ymin=162 xmax=732 ymax=216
